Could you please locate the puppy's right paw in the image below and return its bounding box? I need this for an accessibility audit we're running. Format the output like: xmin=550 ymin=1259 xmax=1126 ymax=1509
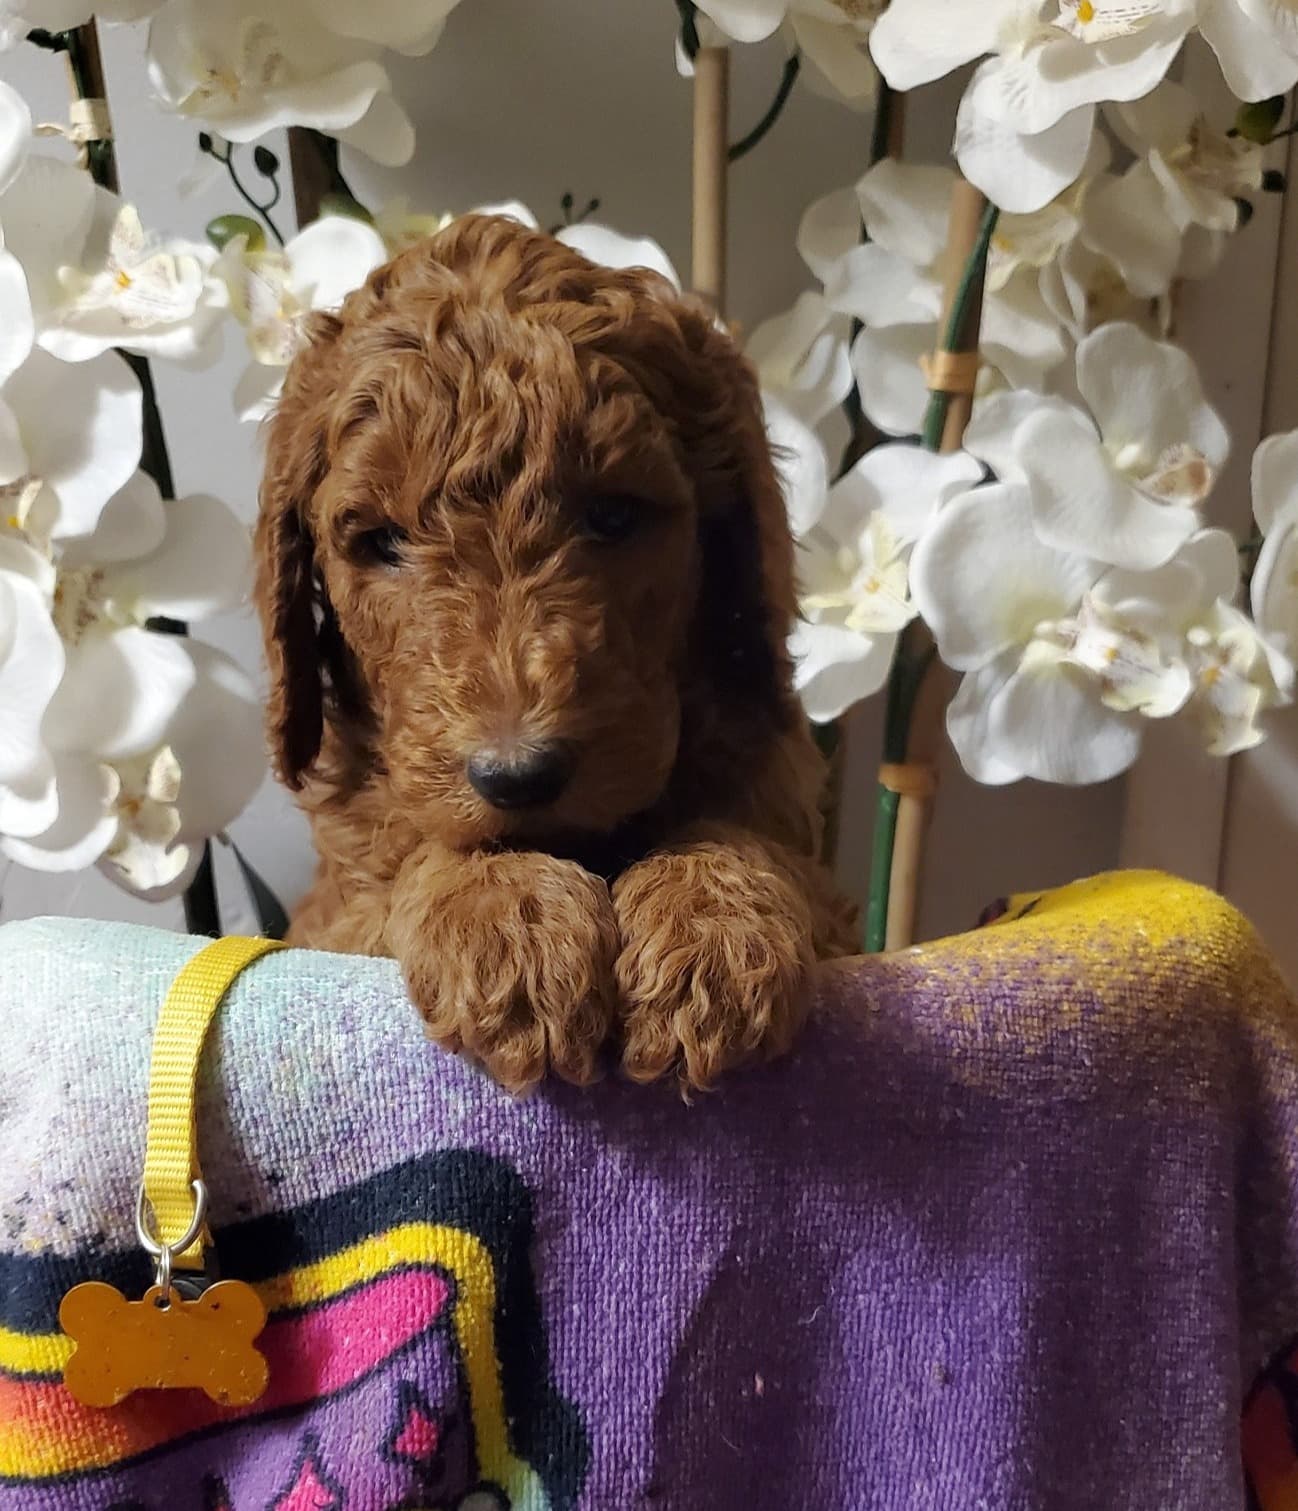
xmin=387 ymin=849 xmax=619 ymax=1093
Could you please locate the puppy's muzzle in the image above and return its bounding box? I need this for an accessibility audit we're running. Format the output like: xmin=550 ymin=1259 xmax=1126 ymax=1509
xmin=466 ymin=740 xmax=575 ymax=810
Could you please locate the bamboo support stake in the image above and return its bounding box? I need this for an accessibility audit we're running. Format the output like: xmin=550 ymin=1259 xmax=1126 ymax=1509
xmin=691 ymin=46 xmax=729 ymax=314
xmin=58 ymin=24 xmax=116 ymax=191
xmin=883 ymin=179 xmax=991 ymax=952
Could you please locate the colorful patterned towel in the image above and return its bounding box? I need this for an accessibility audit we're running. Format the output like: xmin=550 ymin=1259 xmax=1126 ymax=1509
xmin=3 ymin=871 xmax=1298 ymax=1510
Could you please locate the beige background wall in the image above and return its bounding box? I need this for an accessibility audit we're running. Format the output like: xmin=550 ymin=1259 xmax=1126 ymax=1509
xmin=1 ymin=2 xmax=1288 ymax=971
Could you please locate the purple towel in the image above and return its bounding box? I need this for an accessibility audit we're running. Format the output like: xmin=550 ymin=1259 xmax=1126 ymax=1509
xmin=1 ymin=870 xmax=1297 ymax=1509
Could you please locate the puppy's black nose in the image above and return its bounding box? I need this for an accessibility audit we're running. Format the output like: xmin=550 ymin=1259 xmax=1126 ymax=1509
xmin=466 ymin=741 xmax=574 ymax=810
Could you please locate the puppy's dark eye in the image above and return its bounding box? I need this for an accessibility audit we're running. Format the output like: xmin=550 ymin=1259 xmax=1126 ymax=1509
xmin=582 ymin=493 xmax=643 ymax=544
xmin=353 ymin=524 xmax=409 ymax=569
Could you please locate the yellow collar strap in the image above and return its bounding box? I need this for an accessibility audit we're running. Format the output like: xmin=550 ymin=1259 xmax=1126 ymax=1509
xmin=141 ymin=935 xmax=286 ymax=1269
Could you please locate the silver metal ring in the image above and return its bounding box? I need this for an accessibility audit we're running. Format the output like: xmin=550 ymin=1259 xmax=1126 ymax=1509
xmin=135 ymin=1178 xmax=208 ymax=1260
xmin=155 ymin=1241 xmax=172 ymax=1299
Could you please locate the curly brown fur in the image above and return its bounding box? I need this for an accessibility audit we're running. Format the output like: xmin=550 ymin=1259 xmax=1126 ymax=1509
xmin=255 ymin=213 xmax=857 ymax=1094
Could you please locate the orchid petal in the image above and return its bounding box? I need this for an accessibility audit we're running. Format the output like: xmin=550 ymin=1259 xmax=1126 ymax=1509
xmin=59 ymin=470 xmax=167 ymax=568
xmin=765 ymin=393 xmax=828 ymax=538
xmin=0 ymin=756 xmax=118 ymax=872
xmin=286 ymin=215 xmax=389 ymax=311
xmin=0 ymin=567 xmax=63 ymax=785
xmin=789 ymin=618 xmax=896 ymax=722
xmin=105 ymin=493 xmax=251 ymax=621
xmin=869 ymin=0 xmax=1023 ymax=90
xmin=832 ymin=441 xmax=983 ymax=546
xmin=824 ymin=242 xmax=936 ymax=327
xmin=4 ymin=348 xmax=143 ymax=541
xmin=956 ymin=64 xmax=1095 ymax=215
xmin=746 ymin=292 xmax=853 ymax=427
xmin=0 ymin=78 xmax=30 ymax=194
xmin=45 ymin=625 xmax=195 ymax=760
xmin=910 ymin=481 xmax=1099 ymax=670
xmin=850 ymin=322 xmax=933 ymax=439
xmin=945 ymin=657 xmax=1027 ymax=785
xmin=335 ymin=89 xmax=416 ymax=168
xmin=166 ymin=640 xmax=266 ymax=842
xmin=557 ymin=223 xmax=681 ymax=288
xmin=987 ymin=653 xmax=1142 ymax=784
xmin=1252 ymin=428 xmax=1298 ymax=535
xmin=856 ymin=159 xmax=954 ymax=267
xmin=1074 ymin=322 xmax=1229 ymax=470
xmin=1016 ymin=406 xmax=1201 ymax=571
xmin=797 ymin=187 xmax=861 ymax=280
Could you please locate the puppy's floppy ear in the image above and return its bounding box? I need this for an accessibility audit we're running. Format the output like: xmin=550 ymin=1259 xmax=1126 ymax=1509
xmin=668 ymin=302 xmax=799 ymax=728
xmin=255 ymin=310 xmax=343 ymax=791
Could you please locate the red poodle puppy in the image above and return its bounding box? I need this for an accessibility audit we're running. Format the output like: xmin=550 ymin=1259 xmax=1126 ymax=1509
xmin=255 ymin=213 xmax=856 ymax=1093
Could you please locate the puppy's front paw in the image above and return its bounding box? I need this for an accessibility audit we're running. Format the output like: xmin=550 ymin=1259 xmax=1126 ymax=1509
xmin=388 ymin=851 xmax=619 ymax=1093
xmin=612 ymin=835 xmax=815 ymax=1089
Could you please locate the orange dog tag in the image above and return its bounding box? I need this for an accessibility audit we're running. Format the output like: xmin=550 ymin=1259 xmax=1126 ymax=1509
xmin=60 ymin=1279 xmax=269 ymax=1408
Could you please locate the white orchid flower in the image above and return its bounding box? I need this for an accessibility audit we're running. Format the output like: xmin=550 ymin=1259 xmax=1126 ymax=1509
xmin=1080 ymin=528 xmax=1239 ymax=714
xmin=689 ymin=0 xmax=882 ymax=108
xmin=1250 ymin=428 xmax=1298 ymax=656
xmin=820 ymin=160 xmax=1068 ymax=434
xmin=1107 ymin=81 xmax=1263 ymax=233
xmin=52 ymin=202 xmax=228 ymax=364
xmin=910 ymin=479 xmax=1144 ymax=784
xmin=746 ymin=291 xmax=854 ymax=428
xmin=3 ymin=640 xmax=265 ymax=897
xmin=973 ymin=322 xmax=1228 ymax=571
xmin=872 ymin=0 xmax=1195 ymax=212
xmin=146 ymin=0 xmax=416 ymax=166
xmin=0 ymin=470 xmax=259 ymax=893
xmin=1185 ymin=602 xmax=1293 ymax=755
xmin=1084 ymin=525 xmax=1288 ymax=752
xmin=0 ymin=347 xmax=143 ymax=547
xmin=217 ymin=215 xmax=389 ymax=420
xmin=790 ymin=442 xmax=981 ymax=722
xmin=303 ymin=0 xmax=463 ymax=55
xmin=1196 ymin=0 xmax=1298 ymax=101
xmin=0 ymin=154 xmax=225 ymax=363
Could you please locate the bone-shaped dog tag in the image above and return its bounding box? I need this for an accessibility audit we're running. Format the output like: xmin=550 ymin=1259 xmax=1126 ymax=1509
xmin=60 ymin=1278 xmax=269 ymax=1407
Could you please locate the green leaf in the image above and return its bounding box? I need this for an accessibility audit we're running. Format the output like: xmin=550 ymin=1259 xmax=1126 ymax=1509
xmin=1235 ymin=96 xmax=1286 ymax=144
xmin=206 ymin=214 xmax=265 ymax=252
xmin=319 ymin=192 xmax=375 ymax=224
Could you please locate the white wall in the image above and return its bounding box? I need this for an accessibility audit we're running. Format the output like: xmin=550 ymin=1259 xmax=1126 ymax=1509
xmin=9 ymin=0 xmax=1267 ymax=956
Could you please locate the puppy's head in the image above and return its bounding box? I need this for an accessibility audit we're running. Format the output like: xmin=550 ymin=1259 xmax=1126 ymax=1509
xmin=256 ymin=213 xmax=798 ymax=852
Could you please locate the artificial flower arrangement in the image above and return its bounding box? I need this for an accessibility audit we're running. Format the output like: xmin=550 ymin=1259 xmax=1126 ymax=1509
xmin=0 ymin=0 xmax=1294 ymax=945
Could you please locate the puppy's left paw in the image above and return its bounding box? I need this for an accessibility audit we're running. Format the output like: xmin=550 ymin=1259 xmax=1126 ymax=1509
xmin=612 ymin=835 xmax=814 ymax=1089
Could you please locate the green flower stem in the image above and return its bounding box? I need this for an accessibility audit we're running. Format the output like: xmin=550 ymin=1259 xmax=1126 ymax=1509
xmin=729 ymin=54 xmax=801 ymax=163
xmin=862 ymin=196 xmax=999 ymax=954
xmin=920 ymin=200 xmax=1000 ymax=451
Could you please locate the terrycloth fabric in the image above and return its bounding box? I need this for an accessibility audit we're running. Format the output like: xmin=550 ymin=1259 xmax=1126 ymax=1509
xmin=2 ymin=871 xmax=1298 ymax=1510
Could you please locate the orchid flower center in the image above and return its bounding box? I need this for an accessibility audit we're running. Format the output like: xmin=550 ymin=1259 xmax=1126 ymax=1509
xmin=1054 ymin=0 xmax=1163 ymax=42
xmin=0 ymin=476 xmax=43 ymax=539
xmin=52 ymin=566 xmax=117 ymax=645
xmin=184 ymin=20 xmax=291 ymax=112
